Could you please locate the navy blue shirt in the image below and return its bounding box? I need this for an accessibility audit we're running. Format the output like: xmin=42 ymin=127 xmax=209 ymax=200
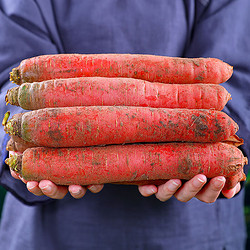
xmin=0 ymin=1 xmax=250 ymax=249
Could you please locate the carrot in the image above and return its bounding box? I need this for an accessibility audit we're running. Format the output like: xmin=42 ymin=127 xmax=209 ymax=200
xmin=10 ymin=54 xmax=233 ymax=85
xmin=5 ymin=134 xmax=241 ymax=153
xmin=12 ymin=141 xmax=33 ymax=153
xmin=5 ymin=134 xmax=243 ymax=152
xmin=4 ymin=106 xmax=239 ymax=147
xmin=6 ymin=138 xmax=15 ymax=152
xmin=5 ymin=142 xmax=247 ymax=190
xmin=6 ymin=138 xmax=23 ymax=152
xmin=6 ymin=77 xmax=231 ymax=111
xmin=6 ymin=135 xmax=37 ymax=153
xmin=11 ymin=134 xmax=37 ymax=148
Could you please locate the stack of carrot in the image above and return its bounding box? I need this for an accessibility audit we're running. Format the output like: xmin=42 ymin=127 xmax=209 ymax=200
xmin=3 ymin=54 xmax=248 ymax=190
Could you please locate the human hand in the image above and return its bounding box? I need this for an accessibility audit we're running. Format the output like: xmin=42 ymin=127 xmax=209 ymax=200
xmin=10 ymin=167 xmax=104 ymax=199
xmin=138 ymin=174 xmax=241 ymax=203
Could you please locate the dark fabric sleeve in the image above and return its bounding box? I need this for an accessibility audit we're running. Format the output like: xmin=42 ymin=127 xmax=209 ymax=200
xmin=0 ymin=0 xmax=63 ymax=205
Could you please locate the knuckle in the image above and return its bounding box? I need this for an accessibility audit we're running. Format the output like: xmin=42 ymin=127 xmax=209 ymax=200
xmin=43 ymin=186 xmax=60 ymax=198
xmin=155 ymin=186 xmax=176 ymax=201
xmin=202 ymin=198 xmax=216 ymax=204
xmin=88 ymin=186 xmax=99 ymax=193
xmin=175 ymin=195 xmax=190 ymax=203
xmin=71 ymin=189 xmax=86 ymax=199
xmin=197 ymin=193 xmax=219 ymax=203
xmin=52 ymin=192 xmax=64 ymax=199
xmin=155 ymin=192 xmax=172 ymax=202
xmin=212 ymin=186 xmax=223 ymax=193
xmin=190 ymin=186 xmax=201 ymax=194
xmin=34 ymin=190 xmax=44 ymax=196
xmin=55 ymin=187 xmax=68 ymax=199
xmin=161 ymin=182 xmax=179 ymax=194
xmin=209 ymin=183 xmax=224 ymax=193
xmin=47 ymin=189 xmax=57 ymax=198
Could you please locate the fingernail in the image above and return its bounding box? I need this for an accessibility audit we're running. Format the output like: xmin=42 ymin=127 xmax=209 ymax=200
xmin=215 ymin=177 xmax=225 ymax=188
xmin=150 ymin=187 xmax=157 ymax=195
xmin=88 ymin=185 xmax=98 ymax=193
xmin=40 ymin=185 xmax=52 ymax=193
xmin=71 ymin=188 xmax=81 ymax=195
xmin=217 ymin=177 xmax=225 ymax=182
xmin=145 ymin=187 xmax=157 ymax=196
xmin=193 ymin=177 xmax=205 ymax=188
xmin=27 ymin=182 xmax=36 ymax=190
xmin=168 ymin=181 xmax=180 ymax=192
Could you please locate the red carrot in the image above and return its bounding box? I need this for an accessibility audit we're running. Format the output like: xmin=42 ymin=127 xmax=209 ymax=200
xmin=5 ymin=134 xmax=244 ymax=152
xmin=4 ymin=106 xmax=239 ymax=147
xmin=5 ymin=143 xmax=247 ymax=190
xmin=6 ymin=136 xmax=38 ymax=153
xmin=6 ymin=138 xmax=24 ymax=153
xmin=10 ymin=54 xmax=233 ymax=85
xmin=6 ymin=77 xmax=231 ymax=111
xmin=10 ymin=134 xmax=36 ymax=147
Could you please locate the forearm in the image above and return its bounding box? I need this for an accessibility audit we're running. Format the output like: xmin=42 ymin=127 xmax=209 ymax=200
xmin=0 ymin=1 xmax=60 ymax=205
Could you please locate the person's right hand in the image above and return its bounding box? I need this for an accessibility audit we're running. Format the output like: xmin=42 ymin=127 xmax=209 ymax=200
xmin=10 ymin=166 xmax=104 ymax=199
xmin=138 ymin=174 xmax=241 ymax=203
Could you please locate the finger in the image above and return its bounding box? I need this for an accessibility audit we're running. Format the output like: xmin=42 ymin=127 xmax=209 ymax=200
xmin=222 ymin=182 xmax=241 ymax=199
xmin=236 ymin=182 xmax=241 ymax=194
xmin=27 ymin=181 xmax=44 ymax=196
xmin=174 ymin=174 xmax=207 ymax=202
xmin=138 ymin=185 xmax=158 ymax=197
xmin=68 ymin=185 xmax=87 ymax=199
xmin=10 ymin=169 xmax=21 ymax=180
xmin=39 ymin=180 xmax=68 ymax=199
xmin=155 ymin=179 xmax=182 ymax=202
xmin=87 ymin=184 xmax=104 ymax=194
xmin=195 ymin=176 xmax=226 ymax=203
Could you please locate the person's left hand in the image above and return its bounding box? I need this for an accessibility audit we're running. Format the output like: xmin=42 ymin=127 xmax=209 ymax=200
xmin=10 ymin=169 xmax=104 ymax=199
xmin=138 ymin=174 xmax=241 ymax=203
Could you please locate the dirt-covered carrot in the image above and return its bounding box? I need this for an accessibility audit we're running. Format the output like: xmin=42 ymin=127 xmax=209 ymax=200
xmin=4 ymin=113 xmax=39 ymax=151
xmin=10 ymin=54 xmax=233 ymax=85
xmin=5 ymin=143 xmax=247 ymax=190
xmin=4 ymin=106 xmax=239 ymax=147
xmin=6 ymin=136 xmax=37 ymax=153
xmin=6 ymin=77 xmax=231 ymax=111
xmin=6 ymin=134 xmax=242 ymax=152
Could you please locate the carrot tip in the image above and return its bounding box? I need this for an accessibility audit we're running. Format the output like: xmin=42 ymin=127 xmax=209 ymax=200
xmin=6 ymin=139 xmax=15 ymax=152
xmin=3 ymin=113 xmax=22 ymax=137
xmin=4 ymin=120 xmax=13 ymax=134
xmin=5 ymin=154 xmax=22 ymax=174
xmin=10 ymin=67 xmax=21 ymax=85
xmin=5 ymin=87 xmax=19 ymax=106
